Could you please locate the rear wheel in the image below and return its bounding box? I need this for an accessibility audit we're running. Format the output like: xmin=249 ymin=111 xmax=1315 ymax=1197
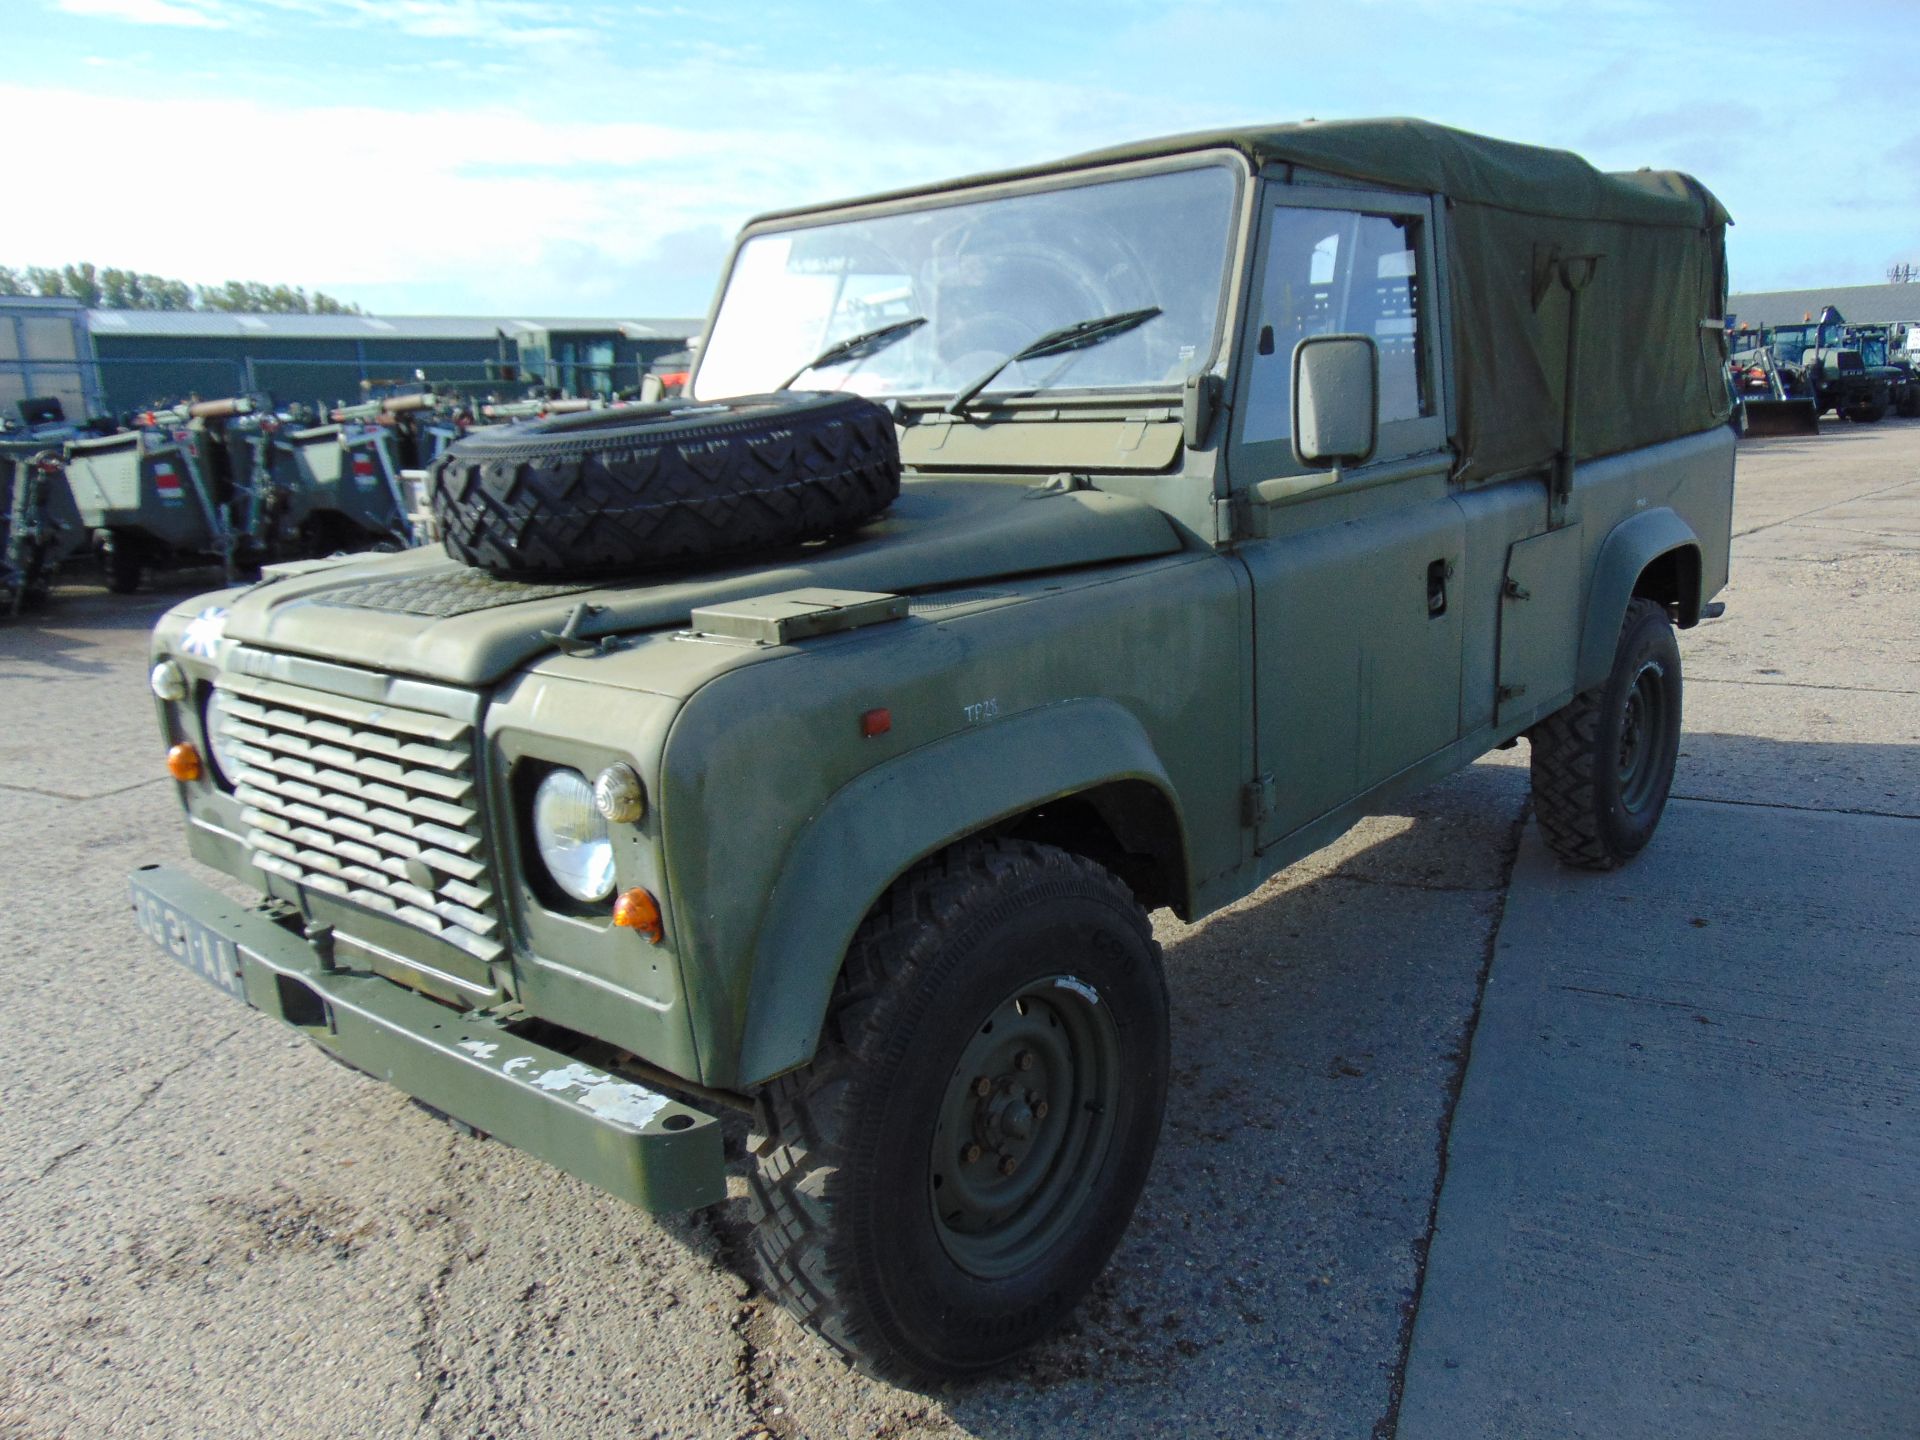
xmin=1844 ymin=401 xmax=1887 ymax=423
xmin=746 ymin=839 xmax=1169 ymax=1382
xmin=1530 ymin=597 xmax=1682 ymax=869
xmin=99 ymin=531 xmax=142 ymax=594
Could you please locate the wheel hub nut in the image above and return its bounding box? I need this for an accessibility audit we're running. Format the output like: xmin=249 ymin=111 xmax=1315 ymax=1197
xmin=962 ymin=1142 xmax=982 ymax=1164
xmin=973 ymin=1076 xmax=992 ymax=1097
xmin=999 ymin=1155 xmax=1017 ymax=1177
xmin=1016 ymin=1050 xmax=1035 ymax=1071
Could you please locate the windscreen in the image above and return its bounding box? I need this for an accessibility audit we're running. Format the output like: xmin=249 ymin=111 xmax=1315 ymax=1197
xmin=695 ymin=164 xmax=1238 ymax=404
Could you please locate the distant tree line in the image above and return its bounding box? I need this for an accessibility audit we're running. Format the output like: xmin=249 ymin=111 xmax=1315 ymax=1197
xmin=0 ymin=262 xmax=362 ymax=314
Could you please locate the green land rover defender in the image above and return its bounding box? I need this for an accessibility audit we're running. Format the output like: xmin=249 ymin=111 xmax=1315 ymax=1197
xmin=134 ymin=119 xmax=1734 ymax=1380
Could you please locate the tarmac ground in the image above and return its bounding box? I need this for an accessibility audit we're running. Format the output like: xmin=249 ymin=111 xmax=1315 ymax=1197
xmin=1 ymin=417 xmax=1914 ymax=1438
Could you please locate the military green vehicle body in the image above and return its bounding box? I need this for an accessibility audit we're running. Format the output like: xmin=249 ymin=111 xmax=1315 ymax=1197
xmin=137 ymin=122 xmax=1733 ymax=1232
xmin=66 ymin=427 xmax=227 ymax=557
xmin=264 ymin=422 xmax=415 ymax=547
xmin=2 ymin=438 xmax=87 ymax=609
xmin=1767 ymin=317 xmax=1900 ymax=420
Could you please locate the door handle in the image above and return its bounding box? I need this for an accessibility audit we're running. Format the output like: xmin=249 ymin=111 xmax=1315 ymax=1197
xmin=1426 ymin=558 xmax=1450 ymax=617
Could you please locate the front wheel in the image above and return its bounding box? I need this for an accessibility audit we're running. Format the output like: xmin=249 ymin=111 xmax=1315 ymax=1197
xmin=746 ymin=839 xmax=1169 ymax=1382
xmin=1530 ymin=597 xmax=1683 ymax=869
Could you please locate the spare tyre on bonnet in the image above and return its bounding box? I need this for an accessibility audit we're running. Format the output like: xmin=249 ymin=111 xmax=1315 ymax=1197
xmin=428 ymin=391 xmax=902 ymax=576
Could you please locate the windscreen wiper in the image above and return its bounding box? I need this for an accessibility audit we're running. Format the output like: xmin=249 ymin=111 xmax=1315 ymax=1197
xmin=777 ymin=316 xmax=927 ymax=391
xmin=945 ymin=306 xmax=1162 ymax=415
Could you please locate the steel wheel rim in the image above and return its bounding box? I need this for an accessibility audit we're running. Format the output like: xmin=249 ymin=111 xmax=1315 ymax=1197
xmin=928 ymin=976 xmax=1122 ymax=1280
xmin=1617 ymin=660 xmax=1670 ymax=812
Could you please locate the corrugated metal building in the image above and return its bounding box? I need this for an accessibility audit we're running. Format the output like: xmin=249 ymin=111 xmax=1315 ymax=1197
xmin=0 ymin=299 xmax=701 ymax=421
xmin=1728 ymin=283 xmax=1920 ymax=329
xmin=0 ymin=297 xmax=99 ymax=422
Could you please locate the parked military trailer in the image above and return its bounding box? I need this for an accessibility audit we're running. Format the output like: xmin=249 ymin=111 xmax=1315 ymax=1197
xmin=135 ymin=119 xmax=1734 ymax=1381
xmin=266 ymin=420 xmax=415 ymax=551
xmin=1 ymin=441 xmax=86 ymax=613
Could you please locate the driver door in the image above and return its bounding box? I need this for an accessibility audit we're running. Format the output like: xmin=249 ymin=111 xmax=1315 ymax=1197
xmin=1230 ymin=185 xmax=1464 ymax=850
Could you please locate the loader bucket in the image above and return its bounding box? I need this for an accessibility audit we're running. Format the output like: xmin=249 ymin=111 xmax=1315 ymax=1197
xmin=1739 ymin=398 xmax=1820 ymax=437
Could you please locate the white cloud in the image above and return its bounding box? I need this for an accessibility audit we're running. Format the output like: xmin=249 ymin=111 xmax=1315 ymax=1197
xmin=327 ymin=0 xmax=591 ymax=44
xmin=55 ymin=0 xmax=231 ymax=25
xmin=0 ymin=62 xmax=1189 ymax=312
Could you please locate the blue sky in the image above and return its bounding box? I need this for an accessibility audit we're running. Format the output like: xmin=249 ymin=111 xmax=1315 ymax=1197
xmin=6 ymin=0 xmax=1917 ymax=318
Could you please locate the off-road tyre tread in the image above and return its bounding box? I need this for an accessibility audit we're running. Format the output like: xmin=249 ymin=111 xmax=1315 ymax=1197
xmin=428 ymin=393 xmax=900 ymax=577
xmin=1530 ymin=597 xmax=1677 ymax=870
xmin=744 ymin=838 xmax=1164 ymax=1383
xmin=101 ymin=531 xmax=142 ymax=595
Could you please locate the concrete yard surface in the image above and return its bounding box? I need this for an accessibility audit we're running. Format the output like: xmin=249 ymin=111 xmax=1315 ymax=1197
xmin=1398 ymin=416 xmax=1920 ymax=1438
xmin=1397 ymin=806 xmax=1920 ymax=1439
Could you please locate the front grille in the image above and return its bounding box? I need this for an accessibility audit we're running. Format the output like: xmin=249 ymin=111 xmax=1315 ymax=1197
xmin=213 ymin=672 xmax=503 ymax=964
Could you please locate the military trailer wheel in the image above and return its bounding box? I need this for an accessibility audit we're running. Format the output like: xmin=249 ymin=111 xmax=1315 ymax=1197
xmin=99 ymin=531 xmax=142 ymax=594
xmin=1530 ymin=597 xmax=1682 ymax=869
xmin=746 ymin=839 xmax=1169 ymax=1382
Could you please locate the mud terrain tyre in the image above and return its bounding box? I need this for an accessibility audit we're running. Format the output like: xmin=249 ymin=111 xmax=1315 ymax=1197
xmin=746 ymin=839 xmax=1169 ymax=1382
xmin=99 ymin=529 xmax=142 ymax=594
xmin=1530 ymin=597 xmax=1682 ymax=869
xmin=428 ymin=392 xmax=900 ymax=577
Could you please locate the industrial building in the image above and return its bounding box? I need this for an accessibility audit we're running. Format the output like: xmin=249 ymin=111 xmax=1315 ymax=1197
xmin=1728 ymin=282 xmax=1920 ymax=329
xmin=0 ymin=297 xmax=701 ymax=422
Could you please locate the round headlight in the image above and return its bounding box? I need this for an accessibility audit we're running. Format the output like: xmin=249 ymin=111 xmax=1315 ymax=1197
xmin=202 ymin=686 xmax=242 ymax=789
xmin=532 ymin=768 xmax=616 ymax=903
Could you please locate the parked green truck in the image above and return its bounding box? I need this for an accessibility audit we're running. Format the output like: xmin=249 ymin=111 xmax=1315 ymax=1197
xmin=133 ymin=119 xmax=1734 ymax=1380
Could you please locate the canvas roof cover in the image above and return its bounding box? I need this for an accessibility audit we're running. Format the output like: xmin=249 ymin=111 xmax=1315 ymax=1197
xmin=770 ymin=118 xmax=1732 ymax=485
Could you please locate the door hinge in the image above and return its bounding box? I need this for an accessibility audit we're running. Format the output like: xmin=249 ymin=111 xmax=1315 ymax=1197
xmin=1241 ymin=773 xmax=1276 ymax=827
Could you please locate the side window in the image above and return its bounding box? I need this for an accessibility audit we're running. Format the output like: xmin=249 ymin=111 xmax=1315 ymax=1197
xmin=1243 ymin=206 xmax=1430 ymax=446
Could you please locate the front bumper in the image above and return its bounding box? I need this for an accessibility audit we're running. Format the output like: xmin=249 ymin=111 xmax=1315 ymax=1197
xmin=130 ymin=863 xmax=725 ymax=1213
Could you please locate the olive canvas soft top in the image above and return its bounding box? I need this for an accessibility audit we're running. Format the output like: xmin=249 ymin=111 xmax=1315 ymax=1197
xmin=766 ymin=118 xmax=1732 ymax=485
xmin=1132 ymin=120 xmax=1733 ymax=483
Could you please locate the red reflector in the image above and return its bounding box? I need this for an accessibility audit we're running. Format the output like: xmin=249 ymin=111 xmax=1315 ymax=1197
xmin=860 ymin=708 xmax=892 ymax=738
xmin=352 ymin=457 xmax=375 ymax=475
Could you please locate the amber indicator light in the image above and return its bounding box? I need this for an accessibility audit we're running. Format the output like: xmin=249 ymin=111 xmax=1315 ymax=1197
xmin=613 ymin=888 xmax=664 ymax=943
xmin=860 ymin=708 xmax=892 ymax=738
xmin=167 ymin=743 xmax=202 ymax=782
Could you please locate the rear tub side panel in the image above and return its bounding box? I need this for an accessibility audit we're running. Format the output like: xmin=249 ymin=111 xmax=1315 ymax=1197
xmin=1568 ymin=426 xmax=1733 ymax=692
xmin=658 ymin=551 xmax=1249 ymax=1091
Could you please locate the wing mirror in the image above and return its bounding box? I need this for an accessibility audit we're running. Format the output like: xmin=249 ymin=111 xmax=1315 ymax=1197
xmin=1291 ymin=333 xmax=1378 ymax=470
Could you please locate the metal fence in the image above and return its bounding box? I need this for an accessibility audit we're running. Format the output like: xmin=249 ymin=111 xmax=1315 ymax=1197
xmin=71 ymin=354 xmax=671 ymax=417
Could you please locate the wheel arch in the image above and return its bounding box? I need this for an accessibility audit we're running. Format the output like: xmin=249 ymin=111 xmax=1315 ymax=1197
xmin=733 ymin=699 xmax=1191 ymax=1087
xmin=1575 ymin=507 xmax=1702 ymax=692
